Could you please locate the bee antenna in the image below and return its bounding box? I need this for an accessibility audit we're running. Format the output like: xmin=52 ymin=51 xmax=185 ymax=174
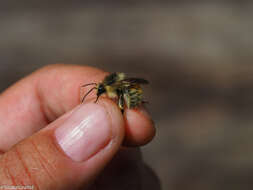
xmin=81 ymin=83 xmax=97 ymax=87
xmin=81 ymin=87 xmax=97 ymax=103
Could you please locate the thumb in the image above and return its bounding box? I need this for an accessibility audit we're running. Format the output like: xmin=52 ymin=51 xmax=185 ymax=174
xmin=0 ymin=99 xmax=124 ymax=190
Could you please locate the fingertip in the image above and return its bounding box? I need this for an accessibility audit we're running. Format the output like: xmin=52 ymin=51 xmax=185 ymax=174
xmin=88 ymin=98 xmax=156 ymax=147
xmin=96 ymin=99 xmax=155 ymax=147
xmin=123 ymin=107 xmax=156 ymax=146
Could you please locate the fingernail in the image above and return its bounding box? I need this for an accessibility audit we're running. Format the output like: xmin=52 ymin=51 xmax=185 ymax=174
xmin=55 ymin=103 xmax=112 ymax=162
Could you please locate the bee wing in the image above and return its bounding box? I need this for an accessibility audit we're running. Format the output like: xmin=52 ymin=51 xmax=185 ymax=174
xmin=110 ymin=77 xmax=148 ymax=93
xmin=122 ymin=78 xmax=149 ymax=85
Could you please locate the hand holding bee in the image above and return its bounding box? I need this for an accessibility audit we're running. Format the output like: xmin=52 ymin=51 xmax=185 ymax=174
xmin=0 ymin=64 xmax=155 ymax=190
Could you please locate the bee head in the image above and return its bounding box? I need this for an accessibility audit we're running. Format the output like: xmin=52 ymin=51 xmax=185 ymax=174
xmin=97 ymin=83 xmax=106 ymax=96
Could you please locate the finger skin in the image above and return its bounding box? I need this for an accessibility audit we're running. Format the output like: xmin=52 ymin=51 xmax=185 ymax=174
xmin=0 ymin=64 xmax=155 ymax=151
xmin=0 ymin=99 xmax=124 ymax=190
xmin=124 ymin=108 xmax=155 ymax=146
xmin=0 ymin=64 xmax=106 ymax=151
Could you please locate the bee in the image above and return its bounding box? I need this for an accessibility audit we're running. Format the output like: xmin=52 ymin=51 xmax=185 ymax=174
xmin=81 ymin=72 xmax=149 ymax=113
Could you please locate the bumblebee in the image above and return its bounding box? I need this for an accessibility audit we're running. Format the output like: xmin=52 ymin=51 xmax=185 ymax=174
xmin=81 ymin=72 xmax=149 ymax=113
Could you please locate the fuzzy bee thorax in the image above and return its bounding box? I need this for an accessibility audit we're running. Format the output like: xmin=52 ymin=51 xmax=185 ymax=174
xmin=105 ymin=86 xmax=118 ymax=98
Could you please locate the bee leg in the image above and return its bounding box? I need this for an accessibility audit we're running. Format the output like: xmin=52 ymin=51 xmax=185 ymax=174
xmin=94 ymin=95 xmax=100 ymax=103
xmin=142 ymin=100 xmax=149 ymax=104
xmin=118 ymin=93 xmax=125 ymax=114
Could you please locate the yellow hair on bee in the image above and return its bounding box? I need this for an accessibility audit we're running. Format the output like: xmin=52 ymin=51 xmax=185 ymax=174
xmin=117 ymin=73 xmax=125 ymax=81
xmin=105 ymin=86 xmax=117 ymax=98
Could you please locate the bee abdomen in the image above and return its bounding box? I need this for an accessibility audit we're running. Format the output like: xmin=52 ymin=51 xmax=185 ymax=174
xmin=124 ymin=87 xmax=143 ymax=108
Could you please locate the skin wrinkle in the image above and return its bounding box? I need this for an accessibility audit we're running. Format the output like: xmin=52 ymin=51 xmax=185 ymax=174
xmin=40 ymin=131 xmax=62 ymax=172
xmin=5 ymin=165 xmax=16 ymax=185
xmin=35 ymin=85 xmax=51 ymax=125
xmin=14 ymin=146 xmax=39 ymax=189
xmin=34 ymin=65 xmax=91 ymax=124
xmin=3 ymin=154 xmax=17 ymax=185
xmin=35 ymin=72 xmax=62 ymax=123
xmin=30 ymin=139 xmax=57 ymax=183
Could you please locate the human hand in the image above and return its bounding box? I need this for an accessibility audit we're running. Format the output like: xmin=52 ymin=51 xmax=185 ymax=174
xmin=0 ymin=64 xmax=155 ymax=190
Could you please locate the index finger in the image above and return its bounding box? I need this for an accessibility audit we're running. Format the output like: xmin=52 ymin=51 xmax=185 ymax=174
xmin=0 ymin=64 xmax=155 ymax=151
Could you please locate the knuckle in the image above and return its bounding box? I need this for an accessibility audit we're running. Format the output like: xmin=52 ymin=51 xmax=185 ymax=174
xmin=0 ymin=155 xmax=16 ymax=185
xmin=0 ymin=138 xmax=57 ymax=187
xmin=0 ymin=146 xmax=35 ymax=185
xmin=28 ymin=139 xmax=57 ymax=183
xmin=38 ymin=63 xmax=66 ymax=74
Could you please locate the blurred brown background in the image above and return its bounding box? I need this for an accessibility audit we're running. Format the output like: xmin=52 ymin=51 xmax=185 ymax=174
xmin=1 ymin=1 xmax=253 ymax=189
